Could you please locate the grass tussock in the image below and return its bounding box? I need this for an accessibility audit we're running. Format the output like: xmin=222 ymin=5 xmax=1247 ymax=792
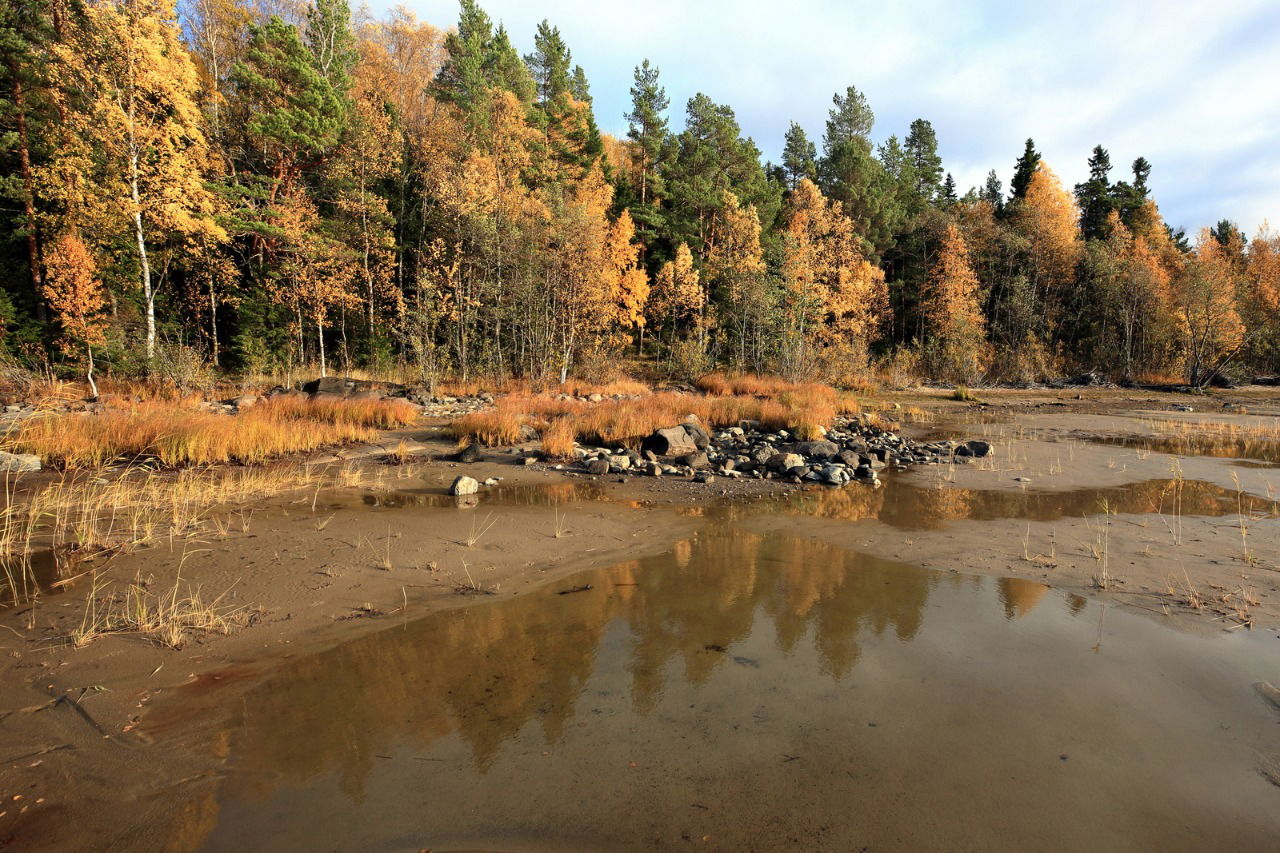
xmin=455 ymin=382 xmax=860 ymax=449
xmin=12 ymin=395 xmax=417 ymax=468
xmin=71 ymin=573 xmax=245 ymax=649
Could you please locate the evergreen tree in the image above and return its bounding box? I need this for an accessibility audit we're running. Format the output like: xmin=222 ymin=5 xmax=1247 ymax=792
xmin=781 ymin=121 xmax=816 ymax=189
xmin=904 ymin=118 xmax=943 ymax=201
xmin=822 ymin=84 xmax=874 ymax=156
xmin=981 ymin=170 xmax=1004 ymax=213
xmin=1009 ymin=138 xmax=1041 ymax=203
xmin=525 ymin=19 xmax=570 ymax=106
xmin=1074 ymin=144 xmax=1114 ymax=240
xmin=940 ymin=173 xmax=957 ymax=206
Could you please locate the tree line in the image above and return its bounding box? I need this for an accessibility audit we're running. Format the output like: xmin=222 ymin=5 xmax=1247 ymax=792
xmin=2 ymin=0 xmax=1277 ymax=389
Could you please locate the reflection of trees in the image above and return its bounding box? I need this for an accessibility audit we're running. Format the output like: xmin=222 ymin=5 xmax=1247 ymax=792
xmin=220 ymin=526 xmax=934 ymax=804
xmin=788 ymin=478 xmax=1256 ymax=530
xmin=997 ymin=577 xmax=1049 ymax=620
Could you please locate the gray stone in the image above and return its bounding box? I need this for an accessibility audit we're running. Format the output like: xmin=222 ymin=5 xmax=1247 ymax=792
xmin=0 ymin=451 xmax=40 ymax=474
xmin=675 ymin=451 xmax=710 ymax=469
xmin=449 ymin=475 xmax=479 ymax=496
xmin=792 ymin=440 xmax=839 ymax=459
xmin=455 ymin=443 xmax=482 ymax=463
xmin=766 ymin=452 xmax=806 ymax=472
xmin=585 ymin=458 xmax=610 ymax=475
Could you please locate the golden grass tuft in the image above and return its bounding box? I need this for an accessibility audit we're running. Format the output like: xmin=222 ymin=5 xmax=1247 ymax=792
xmin=13 ymin=395 xmax=417 ymax=468
xmin=541 ymin=417 xmax=578 ymax=458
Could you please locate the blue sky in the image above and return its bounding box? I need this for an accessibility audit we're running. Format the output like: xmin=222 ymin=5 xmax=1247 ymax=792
xmin=368 ymin=0 xmax=1279 ymax=235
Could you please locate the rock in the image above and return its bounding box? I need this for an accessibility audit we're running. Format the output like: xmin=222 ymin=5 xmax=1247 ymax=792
xmin=675 ymin=451 xmax=710 ymax=469
xmin=231 ymin=394 xmax=258 ymax=409
xmin=612 ymin=454 xmax=632 ymax=471
xmin=518 ymin=424 xmax=540 ymax=442
xmin=640 ymin=422 xmax=709 ymax=456
xmin=693 ymin=471 xmax=714 ymax=484
xmin=521 ymin=456 xmax=537 ymax=466
xmin=821 ymin=465 xmax=847 ymax=485
xmin=965 ymin=440 xmax=992 ymax=458
xmin=792 ymin=440 xmax=839 ymax=459
xmin=455 ymin=443 xmax=482 ymax=463
xmin=836 ymin=450 xmax=862 ymax=467
xmin=588 ymin=393 xmax=604 ymax=403
xmin=0 ymin=451 xmax=40 ymax=474
xmin=483 ymin=477 xmax=500 ymax=486
xmin=682 ymin=422 xmax=712 ymax=449
xmin=585 ymin=458 xmax=610 ymax=475
xmin=449 ymin=475 xmax=479 ymax=496
xmin=766 ymin=452 xmax=806 ymax=472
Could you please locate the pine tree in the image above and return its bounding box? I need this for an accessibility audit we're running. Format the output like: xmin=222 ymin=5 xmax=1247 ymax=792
xmin=980 ymin=170 xmax=1003 ymax=213
xmin=1074 ymin=144 xmax=1115 ymax=240
xmin=904 ymin=118 xmax=943 ymax=201
xmin=781 ymin=121 xmax=816 ymax=189
xmin=1009 ymin=138 xmax=1041 ymax=203
xmin=822 ymin=85 xmax=874 ymax=155
xmin=625 ymin=59 xmax=669 ymax=212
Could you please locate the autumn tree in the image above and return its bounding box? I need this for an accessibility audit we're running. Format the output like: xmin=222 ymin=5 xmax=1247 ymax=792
xmin=780 ymin=179 xmax=888 ymax=378
xmin=648 ymin=243 xmax=702 ymax=347
xmin=1243 ymin=224 xmax=1280 ymax=369
xmin=921 ymin=224 xmax=988 ymax=382
xmin=58 ymin=0 xmax=226 ymax=360
xmin=43 ymin=233 xmax=107 ymax=396
xmin=705 ymin=191 xmax=765 ymax=367
xmin=1014 ymin=162 xmax=1080 ymax=349
xmin=1178 ymin=228 xmax=1245 ymax=386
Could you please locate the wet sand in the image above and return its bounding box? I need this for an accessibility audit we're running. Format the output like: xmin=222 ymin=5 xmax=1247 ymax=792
xmin=2 ymin=388 xmax=1280 ymax=850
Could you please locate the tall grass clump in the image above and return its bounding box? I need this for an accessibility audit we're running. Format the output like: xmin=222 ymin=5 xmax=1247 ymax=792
xmin=13 ymin=396 xmax=418 ymax=468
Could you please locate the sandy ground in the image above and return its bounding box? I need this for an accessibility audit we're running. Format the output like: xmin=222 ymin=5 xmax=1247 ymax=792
xmin=1 ymin=386 xmax=1279 ymax=850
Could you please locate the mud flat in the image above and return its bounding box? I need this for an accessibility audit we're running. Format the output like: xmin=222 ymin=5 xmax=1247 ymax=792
xmin=2 ymin=388 xmax=1279 ymax=850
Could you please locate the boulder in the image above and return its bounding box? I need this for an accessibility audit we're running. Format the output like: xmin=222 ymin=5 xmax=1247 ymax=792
xmin=791 ymin=439 xmax=839 ymax=459
xmin=231 ymin=394 xmax=259 ymax=410
xmin=964 ymin=440 xmax=992 ymax=458
xmin=585 ymin=458 xmax=610 ymax=475
xmin=767 ymin=452 xmax=806 ymax=472
xmin=640 ymin=422 xmax=710 ymax=456
xmin=675 ymin=451 xmax=710 ymax=469
xmin=455 ymin=443 xmax=482 ymax=463
xmin=449 ymin=475 xmax=479 ymax=496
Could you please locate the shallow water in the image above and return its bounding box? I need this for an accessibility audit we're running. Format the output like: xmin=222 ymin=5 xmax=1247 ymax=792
xmin=181 ymin=500 xmax=1280 ymax=852
xmin=1083 ymin=433 xmax=1280 ymax=464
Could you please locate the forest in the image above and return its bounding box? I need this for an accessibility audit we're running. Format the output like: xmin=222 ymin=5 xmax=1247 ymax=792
xmin=2 ymin=0 xmax=1278 ymax=392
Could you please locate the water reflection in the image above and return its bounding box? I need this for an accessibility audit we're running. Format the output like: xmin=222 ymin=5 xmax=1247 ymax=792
xmin=1084 ymin=433 xmax=1280 ymax=463
xmin=777 ymin=477 xmax=1271 ymax=530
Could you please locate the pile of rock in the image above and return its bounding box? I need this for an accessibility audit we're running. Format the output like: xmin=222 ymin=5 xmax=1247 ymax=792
xmin=563 ymin=417 xmax=991 ymax=487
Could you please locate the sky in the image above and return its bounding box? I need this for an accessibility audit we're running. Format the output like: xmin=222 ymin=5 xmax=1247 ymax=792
xmin=369 ymin=0 xmax=1280 ymax=235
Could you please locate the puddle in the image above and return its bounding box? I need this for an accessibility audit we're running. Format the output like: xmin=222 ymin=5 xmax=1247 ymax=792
xmin=1083 ymin=434 xmax=1280 ymax=464
xmin=321 ymin=480 xmax=608 ymax=511
xmin=777 ymin=476 xmax=1276 ymax=530
xmin=0 ymin=548 xmax=73 ymax=605
xmin=179 ymin=521 xmax=1280 ymax=851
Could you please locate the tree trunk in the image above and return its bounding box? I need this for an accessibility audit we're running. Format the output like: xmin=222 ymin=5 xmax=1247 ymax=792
xmin=317 ymin=317 xmax=327 ymax=378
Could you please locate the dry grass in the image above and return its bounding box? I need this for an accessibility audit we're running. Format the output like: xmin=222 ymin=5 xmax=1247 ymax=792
xmin=70 ymin=570 xmax=245 ymax=649
xmin=0 ymin=461 xmax=389 ymax=604
xmin=541 ymin=417 xmax=578 ymax=458
xmin=12 ymin=396 xmax=417 ymax=468
xmin=454 ymin=382 xmax=859 ymax=450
